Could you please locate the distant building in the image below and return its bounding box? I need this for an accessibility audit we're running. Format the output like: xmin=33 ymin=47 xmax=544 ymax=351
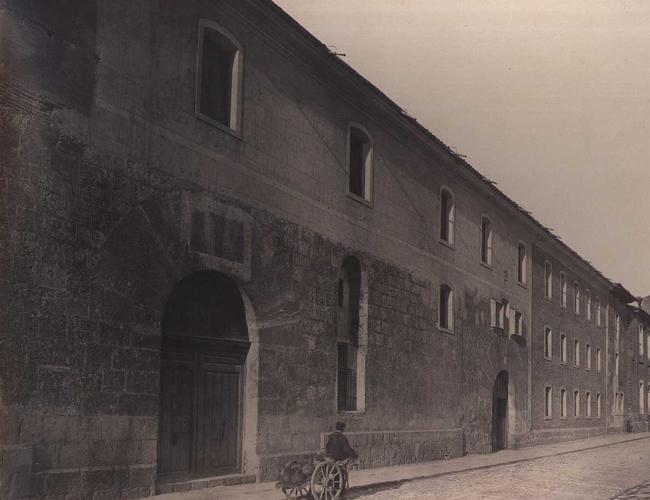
xmin=0 ymin=0 xmax=646 ymax=498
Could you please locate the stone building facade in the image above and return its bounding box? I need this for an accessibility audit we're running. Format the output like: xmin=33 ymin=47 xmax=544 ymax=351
xmin=0 ymin=0 xmax=645 ymax=498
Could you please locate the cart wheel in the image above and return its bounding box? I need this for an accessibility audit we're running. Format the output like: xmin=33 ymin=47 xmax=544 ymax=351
xmin=282 ymin=484 xmax=311 ymax=499
xmin=311 ymin=461 xmax=344 ymax=500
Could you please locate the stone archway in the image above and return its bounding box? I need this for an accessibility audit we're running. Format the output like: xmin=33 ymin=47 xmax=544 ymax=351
xmin=158 ymin=271 xmax=250 ymax=481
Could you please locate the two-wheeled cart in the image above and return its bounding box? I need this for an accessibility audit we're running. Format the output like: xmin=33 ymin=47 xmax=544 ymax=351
xmin=277 ymin=456 xmax=353 ymax=500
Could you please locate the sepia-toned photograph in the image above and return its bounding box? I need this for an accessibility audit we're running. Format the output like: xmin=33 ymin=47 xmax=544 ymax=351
xmin=1 ymin=1 xmax=649 ymax=499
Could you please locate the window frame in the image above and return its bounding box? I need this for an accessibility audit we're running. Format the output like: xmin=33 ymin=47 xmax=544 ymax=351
xmin=574 ymin=339 xmax=580 ymax=367
xmin=586 ymin=289 xmax=592 ymax=321
xmin=560 ymin=333 xmax=567 ymax=364
xmin=544 ymin=326 xmax=553 ymax=360
xmin=439 ymin=187 xmax=456 ymax=248
xmin=597 ymin=393 xmax=601 ymax=417
xmin=560 ymin=387 xmax=567 ymax=418
xmin=596 ymin=348 xmax=601 ymax=372
xmin=346 ymin=123 xmax=374 ymax=206
xmin=517 ymin=241 xmax=527 ymax=285
xmin=595 ymin=297 xmax=601 ymax=326
xmin=544 ymin=261 xmax=553 ymax=300
xmin=574 ymin=390 xmax=580 ymax=417
xmin=480 ymin=215 xmax=493 ymax=268
xmin=586 ymin=344 xmax=591 ymax=370
xmin=560 ymin=272 xmax=567 ymax=308
xmin=586 ymin=392 xmax=592 ymax=417
xmin=195 ymin=19 xmax=245 ymax=138
xmin=574 ymin=282 xmax=581 ymax=316
xmin=438 ymin=284 xmax=455 ymax=333
xmin=544 ymin=386 xmax=553 ymax=419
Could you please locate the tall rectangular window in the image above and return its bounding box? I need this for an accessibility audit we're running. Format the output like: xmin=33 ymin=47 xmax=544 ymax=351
xmin=615 ymin=353 xmax=619 ymax=377
xmin=586 ymin=392 xmax=592 ymax=417
xmin=574 ymin=283 xmax=581 ymax=315
xmin=640 ymin=324 xmax=645 ymax=357
xmin=545 ymin=386 xmax=552 ymax=418
xmin=616 ymin=313 xmax=621 ymax=346
xmin=597 ymin=348 xmax=601 ymax=372
xmin=574 ymin=339 xmax=580 ymax=367
xmin=545 ymin=262 xmax=553 ymax=299
xmin=518 ymin=243 xmax=526 ymax=284
xmin=481 ymin=217 xmax=493 ymax=266
xmin=560 ymin=388 xmax=567 ymax=417
xmin=586 ymin=344 xmax=591 ymax=370
xmin=197 ymin=21 xmax=243 ymax=132
xmin=586 ymin=290 xmax=592 ymax=321
xmin=574 ymin=391 xmax=580 ymax=417
xmin=596 ymin=298 xmax=601 ymax=326
xmin=640 ymin=381 xmax=645 ymax=414
xmin=348 ymin=126 xmax=373 ymax=202
xmin=544 ymin=327 xmax=552 ymax=359
xmin=597 ymin=393 xmax=601 ymax=417
xmin=439 ymin=189 xmax=455 ymax=245
xmin=560 ymin=272 xmax=567 ymax=307
xmin=439 ymin=285 xmax=454 ymax=332
xmin=560 ymin=334 xmax=567 ymax=363
xmin=514 ymin=311 xmax=523 ymax=336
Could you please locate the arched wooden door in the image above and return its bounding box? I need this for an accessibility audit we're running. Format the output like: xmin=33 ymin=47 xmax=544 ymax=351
xmin=158 ymin=272 xmax=250 ymax=482
xmin=492 ymin=371 xmax=509 ymax=451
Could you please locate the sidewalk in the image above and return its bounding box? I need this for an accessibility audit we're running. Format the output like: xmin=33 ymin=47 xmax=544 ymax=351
xmin=151 ymin=432 xmax=650 ymax=500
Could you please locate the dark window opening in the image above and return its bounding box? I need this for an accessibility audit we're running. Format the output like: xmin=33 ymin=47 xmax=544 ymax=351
xmin=199 ymin=27 xmax=238 ymax=128
xmin=348 ymin=127 xmax=371 ymax=200
xmin=337 ymin=257 xmax=361 ymax=411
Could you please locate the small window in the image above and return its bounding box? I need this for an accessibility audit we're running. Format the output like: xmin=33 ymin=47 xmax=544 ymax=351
xmin=574 ymin=391 xmax=580 ymax=417
xmin=439 ymin=188 xmax=455 ymax=245
xmin=621 ymin=393 xmax=625 ymax=413
xmin=513 ymin=311 xmax=523 ymax=337
xmin=615 ymin=353 xmax=619 ymax=377
xmin=481 ymin=217 xmax=493 ymax=266
xmin=517 ymin=243 xmax=527 ymax=284
xmin=639 ymin=382 xmax=645 ymax=412
xmin=545 ymin=386 xmax=552 ymax=418
xmin=348 ymin=125 xmax=373 ymax=202
xmin=574 ymin=283 xmax=581 ymax=315
xmin=597 ymin=393 xmax=601 ymax=417
xmin=596 ymin=348 xmax=601 ymax=372
xmin=639 ymin=324 xmax=645 ymax=357
xmin=586 ymin=392 xmax=592 ymax=417
xmin=196 ymin=20 xmax=244 ymax=134
xmin=647 ymin=332 xmax=650 ymax=361
xmin=595 ymin=297 xmax=601 ymax=326
xmin=560 ymin=388 xmax=567 ymax=417
xmin=586 ymin=344 xmax=591 ymax=370
xmin=560 ymin=272 xmax=567 ymax=307
xmin=615 ymin=313 xmax=621 ymax=345
xmin=586 ymin=290 xmax=592 ymax=321
xmin=560 ymin=334 xmax=567 ymax=363
xmin=490 ymin=299 xmax=505 ymax=331
xmin=574 ymin=339 xmax=580 ymax=367
xmin=544 ymin=327 xmax=552 ymax=359
xmin=439 ymin=285 xmax=454 ymax=331
xmin=545 ymin=262 xmax=553 ymax=299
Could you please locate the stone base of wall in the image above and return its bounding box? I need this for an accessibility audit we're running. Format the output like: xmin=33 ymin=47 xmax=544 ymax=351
xmin=258 ymin=428 xmax=464 ymax=482
xmin=0 ymin=444 xmax=33 ymax=499
xmin=513 ymin=427 xmax=605 ymax=449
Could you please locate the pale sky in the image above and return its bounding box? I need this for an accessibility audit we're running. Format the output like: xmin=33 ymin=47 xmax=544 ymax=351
xmin=273 ymin=0 xmax=650 ymax=298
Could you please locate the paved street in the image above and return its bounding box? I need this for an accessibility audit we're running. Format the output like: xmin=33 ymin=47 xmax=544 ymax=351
xmin=350 ymin=438 xmax=650 ymax=500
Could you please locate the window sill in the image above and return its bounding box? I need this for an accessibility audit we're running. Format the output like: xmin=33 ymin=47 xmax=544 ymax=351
xmin=346 ymin=191 xmax=373 ymax=208
xmin=560 ymin=416 xmax=567 ymax=420
xmin=560 ymin=303 xmax=567 ymax=310
xmin=544 ymin=356 xmax=552 ymax=362
xmin=196 ymin=110 xmax=242 ymax=139
xmin=438 ymin=326 xmax=455 ymax=336
xmin=544 ymin=415 xmax=553 ymax=420
xmin=544 ymin=296 xmax=553 ymax=303
xmin=560 ymin=360 xmax=567 ymax=366
xmin=438 ymin=238 xmax=455 ymax=250
xmin=337 ymin=410 xmax=366 ymax=416
xmin=517 ymin=281 xmax=528 ymax=289
xmin=480 ymin=261 xmax=493 ymax=271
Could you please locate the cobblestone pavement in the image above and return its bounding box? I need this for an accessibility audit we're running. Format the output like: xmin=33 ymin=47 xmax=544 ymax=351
xmin=349 ymin=438 xmax=650 ymax=500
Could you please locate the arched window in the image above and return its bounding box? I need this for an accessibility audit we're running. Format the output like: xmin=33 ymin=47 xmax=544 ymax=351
xmin=517 ymin=242 xmax=526 ymax=284
xmin=439 ymin=188 xmax=455 ymax=245
xmin=196 ymin=20 xmax=244 ymax=134
xmin=560 ymin=272 xmax=567 ymax=307
xmin=347 ymin=125 xmax=373 ymax=203
xmin=544 ymin=261 xmax=553 ymax=299
xmin=439 ymin=284 xmax=454 ymax=331
xmin=574 ymin=283 xmax=581 ymax=315
xmin=481 ymin=216 xmax=493 ymax=266
xmin=336 ymin=257 xmax=367 ymax=412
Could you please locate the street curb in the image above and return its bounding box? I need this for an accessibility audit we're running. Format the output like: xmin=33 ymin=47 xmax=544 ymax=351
xmin=345 ymin=434 xmax=650 ymax=498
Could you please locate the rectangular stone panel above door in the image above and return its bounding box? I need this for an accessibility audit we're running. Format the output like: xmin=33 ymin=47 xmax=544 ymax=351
xmin=181 ymin=192 xmax=252 ymax=281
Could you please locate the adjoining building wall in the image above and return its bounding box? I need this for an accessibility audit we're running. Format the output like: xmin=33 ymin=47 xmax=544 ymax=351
xmin=0 ymin=0 xmax=642 ymax=498
xmin=530 ymin=244 xmax=609 ymax=437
